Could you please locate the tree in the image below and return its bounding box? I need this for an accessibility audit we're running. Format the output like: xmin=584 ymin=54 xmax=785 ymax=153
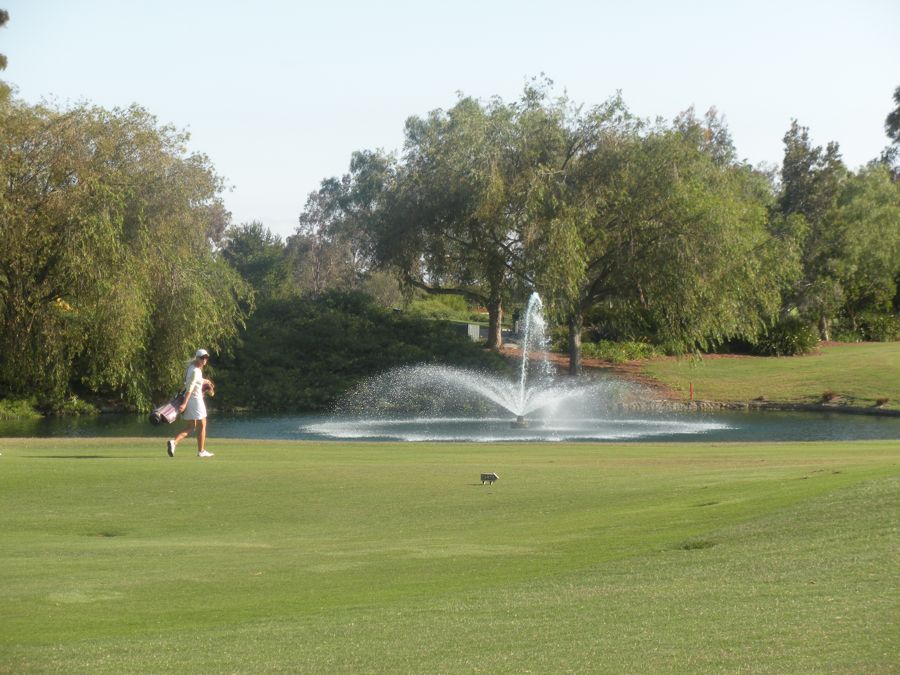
xmin=221 ymin=222 xmax=289 ymax=300
xmin=0 ymin=9 xmax=9 ymax=102
xmin=369 ymin=82 xmax=587 ymax=350
xmin=778 ymin=120 xmax=849 ymax=339
xmin=535 ymin=106 xmax=788 ymax=372
xmin=0 ymin=98 xmax=250 ymax=409
xmin=886 ymin=85 xmax=900 ymax=145
xmin=293 ymin=162 xmax=382 ymax=297
xmin=827 ymin=165 xmax=900 ymax=331
xmin=376 ymin=96 xmax=523 ymax=349
xmin=879 ymin=86 xmax=900 ymax=177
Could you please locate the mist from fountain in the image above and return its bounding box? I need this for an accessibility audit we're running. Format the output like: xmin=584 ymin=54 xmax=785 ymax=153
xmin=307 ymin=292 xmax=732 ymax=441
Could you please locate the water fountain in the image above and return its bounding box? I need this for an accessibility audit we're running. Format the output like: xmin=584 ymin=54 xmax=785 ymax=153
xmin=305 ymin=292 xmax=731 ymax=442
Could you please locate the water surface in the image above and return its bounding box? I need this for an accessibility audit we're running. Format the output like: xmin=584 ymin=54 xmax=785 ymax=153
xmin=1 ymin=410 xmax=898 ymax=443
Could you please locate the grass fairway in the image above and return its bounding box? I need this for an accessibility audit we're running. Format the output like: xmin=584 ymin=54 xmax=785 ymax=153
xmin=642 ymin=342 xmax=900 ymax=409
xmin=1 ymin=438 xmax=897 ymax=672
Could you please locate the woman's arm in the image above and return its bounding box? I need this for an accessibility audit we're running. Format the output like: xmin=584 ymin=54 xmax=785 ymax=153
xmin=179 ymin=369 xmax=202 ymax=412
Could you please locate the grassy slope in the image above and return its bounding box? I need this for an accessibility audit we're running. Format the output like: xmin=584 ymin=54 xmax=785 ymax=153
xmin=0 ymin=438 xmax=897 ymax=672
xmin=641 ymin=342 xmax=900 ymax=409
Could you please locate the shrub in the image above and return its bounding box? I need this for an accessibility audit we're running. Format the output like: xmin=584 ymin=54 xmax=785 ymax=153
xmin=0 ymin=398 xmax=42 ymax=420
xmin=406 ymin=295 xmax=471 ymax=322
xmin=832 ymin=312 xmax=900 ymax=343
xmin=214 ymin=291 xmax=510 ymax=412
xmin=857 ymin=313 xmax=900 ymax=342
xmin=52 ymin=395 xmax=100 ymax=416
xmin=581 ymin=340 xmax=663 ymax=363
xmin=754 ymin=317 xmax=819 ymax=356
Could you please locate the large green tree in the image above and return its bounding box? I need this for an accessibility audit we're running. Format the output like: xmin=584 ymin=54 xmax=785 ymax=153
xmin=0 ymin=98 xmax=250 ymax=409
xmin=535 ymin=106 xmax=789 ymax=372
xmin=777 ymin=120 xmax=850 ymax=339
xmin=375 ymin=97 xmax=522 ymax=349
xmin=823 ymin=165 xmax=900 ymax=333
xmin=369 ymin=83 xmax=588 ymax=350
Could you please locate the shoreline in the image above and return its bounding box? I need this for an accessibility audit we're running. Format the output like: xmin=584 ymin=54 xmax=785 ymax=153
xmin=621 ymin=398 xmax=900 ymax=417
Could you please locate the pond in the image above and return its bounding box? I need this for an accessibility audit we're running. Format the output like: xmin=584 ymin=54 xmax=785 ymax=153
xmin=1 ymin=409 xmax=898 ymax=443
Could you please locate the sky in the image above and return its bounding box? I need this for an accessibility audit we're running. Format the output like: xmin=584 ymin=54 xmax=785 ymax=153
xmin=3 ymin=0 xmax=899 ymax=238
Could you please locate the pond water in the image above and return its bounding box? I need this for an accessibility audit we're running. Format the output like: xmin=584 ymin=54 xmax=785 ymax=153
xmin=1 ymin=409 xmax=898 ymax=443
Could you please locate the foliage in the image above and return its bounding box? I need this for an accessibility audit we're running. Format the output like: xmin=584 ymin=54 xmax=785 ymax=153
xmin=775 ymin=124 xmax=900 ymax=341
xmin=313 ymin=86 xmax=796 ymax=371
xmin=214 ymin=291 xmax=508 ymax=411
xmin=833 ymin=311 xmax=900 ymax=342
xmin=295 ymin=153 xmax=394 ymax=297
xmin=753 ymin=316 xmax=820 ymax=356
xmin=46 ymin=395 xmax=100 ymax=416
xmin=0 ymin=397 xmax=40 ymax=420
xmin=885 ymin=85 xmax=900 ymax=145
xmin=829 ymin=166 xmax=900 ymax=321
xmin=0 ymin=97 xmax=250 ymax=410
xmin=405 ymin=294 xmax=472 ymax=322
xmin=777 ymin=121 xmax=849 ymax=337
xmin=220 ymin=222 xmax=289 ymax=301
xmin=302 ymin=80 xmax=581 ymax=350
xmin=0 ymin=8 xmax=8 ymax=102
xmin=534 ymin=105 xmax=791 ymax=368
xmin=580 ymin=340 xmax=663 ymax=363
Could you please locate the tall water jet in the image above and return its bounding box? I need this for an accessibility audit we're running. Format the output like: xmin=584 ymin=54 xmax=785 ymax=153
xmin=517 ymin=292 xmax=546 ymax=414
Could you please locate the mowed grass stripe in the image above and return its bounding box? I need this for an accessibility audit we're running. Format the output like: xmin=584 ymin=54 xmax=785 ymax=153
xmin=0 ymin=438 xmax=896 ymax=672
xmin=642 ymin=341 xmax=900 ymax=408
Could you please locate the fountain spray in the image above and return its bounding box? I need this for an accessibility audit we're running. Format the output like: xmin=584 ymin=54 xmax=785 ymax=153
xmin=514 ymin=292 xmax=550 ymax=427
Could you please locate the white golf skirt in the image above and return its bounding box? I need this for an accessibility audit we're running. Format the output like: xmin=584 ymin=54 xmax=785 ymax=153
xmin=182 ymin=395 xmax=207 ymax=421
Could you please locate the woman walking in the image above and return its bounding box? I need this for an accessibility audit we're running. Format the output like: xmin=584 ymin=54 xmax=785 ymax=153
xmin=167 ymin=349 xmax=215 ymax=458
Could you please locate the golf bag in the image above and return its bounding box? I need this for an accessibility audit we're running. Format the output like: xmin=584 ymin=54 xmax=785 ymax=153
xmin=149 ymin=391 xmax=185 ymax=426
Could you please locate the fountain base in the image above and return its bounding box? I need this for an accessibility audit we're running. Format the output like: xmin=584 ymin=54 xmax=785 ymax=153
xmin=511 ymin=416 xmax=543 ymax=429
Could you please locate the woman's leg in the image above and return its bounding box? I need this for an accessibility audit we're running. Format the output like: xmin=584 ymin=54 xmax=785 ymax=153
xmin=174 ymin=421 xmax=197 ymax=444
xmin=197 ymin=418 xmax=207 ymax=453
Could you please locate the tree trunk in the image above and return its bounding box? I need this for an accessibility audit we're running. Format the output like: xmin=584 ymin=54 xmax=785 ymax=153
xmin=819 ymin=315 xmax=831 ymax=342
xmin=486 ymin=296 xmax=503 ymax=350
xmin=568 ymin=312 xmax=583 ymax=376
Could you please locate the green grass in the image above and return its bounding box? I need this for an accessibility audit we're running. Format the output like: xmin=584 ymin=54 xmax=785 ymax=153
xmin=642 ymin=342 xmax=900 ymax=409
xmin=0 ymin=437 xmax=897 ymax=672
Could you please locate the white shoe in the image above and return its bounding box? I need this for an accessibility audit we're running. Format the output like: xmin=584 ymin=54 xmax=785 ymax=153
xmin=167 ymin=440 xmax=175 ymax=457
xmin=198 ymin=450 xmax=215 ymax=458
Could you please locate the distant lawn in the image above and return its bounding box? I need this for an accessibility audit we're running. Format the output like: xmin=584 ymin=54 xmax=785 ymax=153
xmin=642 ymin=342 xmax=900 ymax=409
xmin=0 ymin=437 xmax=897 ymax=672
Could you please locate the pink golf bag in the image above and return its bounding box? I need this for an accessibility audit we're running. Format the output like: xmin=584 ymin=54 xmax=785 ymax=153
xmin=149 ymin=391 xmax=185 ymax=426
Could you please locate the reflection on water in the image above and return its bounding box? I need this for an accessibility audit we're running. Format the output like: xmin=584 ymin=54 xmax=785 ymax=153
xmin=0 ymin=410 xmax=898 ymax=443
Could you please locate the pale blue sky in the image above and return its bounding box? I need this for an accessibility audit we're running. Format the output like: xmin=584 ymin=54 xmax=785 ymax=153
xmin=3 ymin=0 xmax=898 ymax=237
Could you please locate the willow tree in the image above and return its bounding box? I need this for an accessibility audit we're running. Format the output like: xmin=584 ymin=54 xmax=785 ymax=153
xmin=0 ymin=98 xmax=249 ymax=408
